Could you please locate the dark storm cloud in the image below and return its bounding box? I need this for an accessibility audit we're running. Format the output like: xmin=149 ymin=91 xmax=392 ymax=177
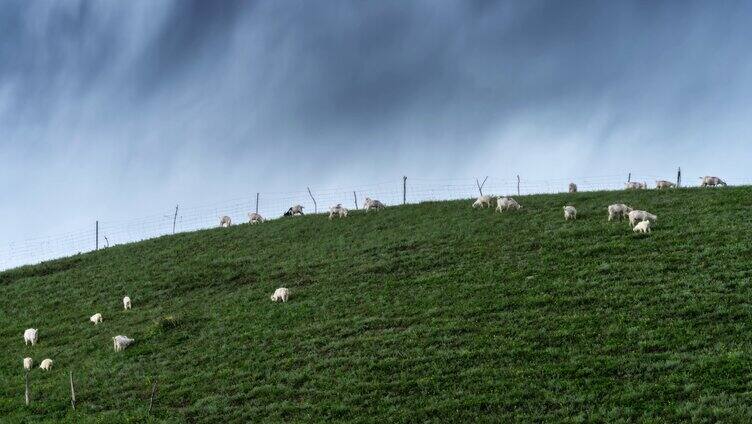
xmin=1 ymin=0 xmax=752 ymax=243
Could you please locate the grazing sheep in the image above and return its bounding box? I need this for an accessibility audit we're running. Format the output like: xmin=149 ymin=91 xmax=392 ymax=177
xmin=90 ymin=313 xmax=103 ymax=325
xmin=568 ymin=183 xmax=578 ymax=193
xmin=363 ymin=197 xmax=385 ymax=211
xmin=284 ymin=205 xmax=305 ymax=216
xmin=496 ymin=197 xmax=522 ymax=212
xmin=23 ymin=357 xmax=33 ymax=371
xmin=633 ymin=220 xmax=651 ymax=234
xmin=328 ymin=204 xmax=348 ymax=219
xmin=248 ymin=212 xmax=265 ymax=224
xmin=655 ymin=180 xmax=676 ymax=189
xmin=472 ymin=195 xmax=493 ymax=209
xmin=39 ymin=359 xmax=53 ymax=371
xmin=219 ymin=216 xmax=232 ymax=227
xmin=628 ymin=210 xmax=658 ymax=227
xmin=607 ymin=204 xmax=633 ymax=221
xmin=563 ymin=206 xmax=577 ymax=220
xmin=23 ymin=328 xmax=38 ymax=346
xmin=625 ymin=181 xmax=646 ymax=190
xmin=113 ymin=335 xmax=135 ymax=352
xmin=271 ymin=287 xmax=291 ymax=303
xmin=700 ymin=176 xmax=727 ymax=187
xmin=123 ymin=296 xmax=132 ymax=310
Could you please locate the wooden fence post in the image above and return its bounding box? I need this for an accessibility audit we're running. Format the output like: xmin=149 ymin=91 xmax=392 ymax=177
xmin=403 ymin=176 xmax=407 ymax=204
xmin=307 ymin=187 xmax=317 ymax=213
xmin=628 ymin=172 xmax=631 ymax=182
xmin=95 ymin=221 xmax=99 ymax=251
xmin=476 ymin=176 xmax=488 ymax=196
xmin=69 ymin=370 xmax=76 ymax=410
xmin=148 ymin=378 xmax=158 ymax=415
xmin=172 ymin=205 xmax=179 ymax=234
xmin=353 ymin=191 xmax=358 ymax=210
xmin=677 ymin=167 xmax=681 ymax=187
xmin=25 ymin=371 xmax=29 ymax=406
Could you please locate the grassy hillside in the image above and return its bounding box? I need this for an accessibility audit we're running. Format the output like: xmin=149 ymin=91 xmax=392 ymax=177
xmin=2 ymin=187 xmax=752 ymax=423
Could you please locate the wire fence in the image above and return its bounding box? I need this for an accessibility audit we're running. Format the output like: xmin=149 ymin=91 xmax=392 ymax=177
xmin=2 ymin=173 xmax=750 ymax=271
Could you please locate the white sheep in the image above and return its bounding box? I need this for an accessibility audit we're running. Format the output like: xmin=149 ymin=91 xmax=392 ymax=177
xmin=563 ymin=206 xmax=577 ymax=220
xmin=284 ymin=205 xmax=305 ymax=216
xmin=39 ymin=358 xmax=53 ymax=371
xmin=328 ymin=204 xmax=348 ymax=219
xmin=700 ymin=176 xmax=727 ymax=187
xmin=219 ymin=216 xmax=232 ymax=227
xmin=271 ymin=287 xmax=291 ymax=303
xmin=568 ymin=183 xmax=578 ymax=193
xmin=123 ymin=296 xmax=132 ymax=310
xmin=90 ymin=313 xmax=103 ymax=325
xmin=655 ymin=180 xmax=676 ymax=189
xmin=23 ymin=357 xmax=33 ymax=371
xmin=248 ymin=212 xmax=265 ymax=224
xmin=633 ymin=220 xmax=651 ymax=234
xmin=113 ymin=335 xmax=135 ymax=352
xmin=363 ymin=197 xmax=385 ymax=211
xmin=625 ymin=181 xmax=646 ymax=190
xmin=607 ymin=204 xmax=633 ymax=221
xmin=496 ymin=197 xmax=522 ymax=212
xmin=472 ymin=195 xmax=493 ymax=209
xmin=628 ymin=210 xmax=658 ymax=227
xmin=23 ymin=328 xmax=38 ymax=346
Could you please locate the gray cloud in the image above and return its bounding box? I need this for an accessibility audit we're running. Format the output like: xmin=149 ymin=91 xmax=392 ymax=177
xmin=1 ymin=0 xmax=752 ymax=243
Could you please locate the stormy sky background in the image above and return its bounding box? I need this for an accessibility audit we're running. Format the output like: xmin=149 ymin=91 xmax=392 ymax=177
xmin=2 ymin=0 xmax=752 ymax=244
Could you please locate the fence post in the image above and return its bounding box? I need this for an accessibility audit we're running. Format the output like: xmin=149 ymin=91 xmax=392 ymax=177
xmin=25 ymin=371 xmax=29 ymax=406
xmin=69 ymin=370 xmax=76 ymax=410
xmin=517 ymin=175 xmax=520 ymax=196
xmin=148 ymin=378 xmax=158 ymax=415
xmin=307 ymin=187 xmax=317 ymax=213
xmin=403 ymin=176 xmax=407 ymax=204
xmin=476 ymin=176 xmax=488 ymax=196
xmin=95 ymin=221 xmax=99 ymax=251
xmin=172 ymin=205 xmax=179 ymax=234
xmin=255 ymin=193 xmax=259 ymax=214
xmin=353 ymin=191 xmax=358 ymax=210
xmin=677 ymin=167 xmax=681 ymax=187
xmin=627 ymin=172 xmax=631 ymax=182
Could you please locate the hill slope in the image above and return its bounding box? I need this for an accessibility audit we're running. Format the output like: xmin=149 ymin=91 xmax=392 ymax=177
xmin=2 ymin=187 xmax=752 ymax=422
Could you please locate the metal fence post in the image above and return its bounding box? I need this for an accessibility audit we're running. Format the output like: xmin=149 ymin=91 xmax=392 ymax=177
xmin=403 ymin=176 xmax=407 ymax=204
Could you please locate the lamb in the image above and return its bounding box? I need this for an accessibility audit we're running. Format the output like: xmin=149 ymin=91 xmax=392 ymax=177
xmin=284 ymin=205 xmax=305 ymax=216
xmin=90 ymin=313 xmax=103 ymax=325
xmin=123 ymin=296 xmax=132 ymax=310
xmin=219 ymin=216 xmax=232 ymax=227
xmin=607 ymin=204 xmax=633 ymax=221
xmin=39 ymin=359 xmax=53 ymax=371
xmin=568 ymin=183 xmax=577 ymax=193
xmin=625 ymin=181 xmax=646 ymax=190
xmin=23 ymin=357 xmax=33 ymax=371
xmin=700 ymin=176 xmax=727 ymax=187
xmin=655 ymin=180 xmax=676 ymax=189
xmin=563 ymin=206 xmax=577 ymax=220
xmin=628 ymin=210 xmax=658 ymax=227
xmin=328 ymin=204 xmax=348 ymax=219
xmin=472 ymin=195 xmax=493 ymax=209
xmin=363 ymin=197 xmax=385 ymax=211
xmin=633 ymin=220 xmax=651 ymax=234
xmin=270 ymin=287 xmax=291 ymax=303
xmin=248 ymin=212 xmax=265 ymax=224
xmin=496 ymin=197 xmax=522 ymax=212
xmin=113 ymin=335 xmax=135 ymax=352
xmin=23 ymin=328 xmax=38 ymax=346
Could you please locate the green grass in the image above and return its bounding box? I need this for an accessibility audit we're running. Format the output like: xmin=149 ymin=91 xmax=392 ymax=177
xmin=2 ymin=186 xmax=752 ymax=423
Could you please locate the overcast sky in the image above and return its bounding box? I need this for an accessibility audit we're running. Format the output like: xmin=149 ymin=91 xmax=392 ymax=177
xmin=2 ymin=0 xmax=752 ymax=243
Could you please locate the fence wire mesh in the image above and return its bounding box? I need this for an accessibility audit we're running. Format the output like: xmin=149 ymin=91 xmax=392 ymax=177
xmin=2 ymin=174 xmax=749 ymax=271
